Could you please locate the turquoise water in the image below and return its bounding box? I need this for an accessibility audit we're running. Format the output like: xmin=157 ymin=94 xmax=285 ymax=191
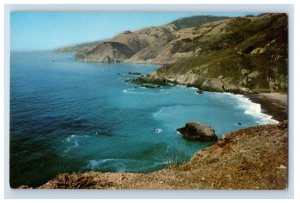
xmin=10 ymin=52 xmax=277 ymax=188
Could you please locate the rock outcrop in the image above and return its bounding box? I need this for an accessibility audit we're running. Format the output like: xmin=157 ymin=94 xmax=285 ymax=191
xmin=36 ymin=121 xmax=288 ymax=189
xmin=177 ymin=122 xmax=217 ymax=141
xmin=56 ymin=13 xmax=288 ymax=93
xmin=148 ymin=13 xmax=288 ymax=93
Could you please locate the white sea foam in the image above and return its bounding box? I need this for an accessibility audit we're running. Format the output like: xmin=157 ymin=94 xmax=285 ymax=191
xmin=87 ymin=159 xmax=112 ymax=170
xmin=86 ymin=158 xmax=160 ymax=172
xmin=122 ymin=89 xmax=130 ymax=93
xmin=86 ymin=158 xmax=126 ymax=171
xmin=222 ymin=93 xmax=278 ymax=125
xmin=64 ymin=134 xmax=89 ymax=153
xmin=153 ymin=92 xmax=278 ymax=132
xmin=122 ymin=88 xmax=143 ymax=94
xmin=154 ymin=128 xmax=163 ymax=133
xmin=188 ymin=87 xmax=198 ymax=90
xmin=122 ymin=88 xmax=165 ymax=95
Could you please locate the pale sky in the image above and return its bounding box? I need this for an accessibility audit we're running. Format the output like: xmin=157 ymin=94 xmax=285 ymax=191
xmin=10 ymin=12 xmax=260 ymax=51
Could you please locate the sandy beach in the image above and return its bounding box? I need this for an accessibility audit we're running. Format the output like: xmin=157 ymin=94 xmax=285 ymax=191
xmin=246 ymin=93 xmax=288 ymax=122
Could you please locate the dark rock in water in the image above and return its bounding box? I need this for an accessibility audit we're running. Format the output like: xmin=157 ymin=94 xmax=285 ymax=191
xmin=128 ymin=72 xmax=142 ymax=75
xmin=141 ymin=83 xmax=161 ymax=88
xmin=238 ymin=122 xmax=242 ymax=125
xmin=177 ymin=122 xmax=217 ymax=141
xmin=126 ymin=76 xmax=168 ymax=88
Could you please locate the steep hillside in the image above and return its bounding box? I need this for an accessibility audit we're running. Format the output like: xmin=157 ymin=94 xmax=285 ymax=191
xmin=148 ymin=13 xmax=288 ymax=93
xmin=56 ymin=16 xmax=229 ymax=64
xmin=76 ymin=26 xmax=175 ymax=63
xmin=56 ymin=13 xmax=288 ymax=93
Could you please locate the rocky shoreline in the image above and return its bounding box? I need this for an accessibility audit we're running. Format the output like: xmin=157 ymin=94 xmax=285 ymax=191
xmin=58 ymin=13 xmax=288 ymax=95
xmin=25 ymin=75 xmax=287 ymax=189
xmin=29 ymin=13 xmax=288 ymax=190
xmin=128 ymin=76 xmax=288 ymax=122
xmin=31 ymin=120 xmax=287 ymax=189
xmin=17 ymin=77 xmax=288 ymax=189
xmin=17 ymin=81 xmax=288 ymax=189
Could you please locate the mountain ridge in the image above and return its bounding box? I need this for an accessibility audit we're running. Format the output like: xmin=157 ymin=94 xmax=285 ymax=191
xmin=147 ymin=13 xmax=288 ymax=93
xmin=56 ymin=13 xmax=288 ymax=93
xmin=55 ymin=15 xmax=230 ymax=64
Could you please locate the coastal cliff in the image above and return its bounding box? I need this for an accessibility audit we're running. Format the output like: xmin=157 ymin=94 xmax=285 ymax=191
xmin=36 ymin=121 xmax=287 ymax=189
xmin=56 ymin=15 xmax=229 ymax=64
xmin=147 ymin=13 xmax=288 ymax=93
xmin=42 ymin=14 xmax=289 ymax=190
xmin=57 ymin=13 xmax=287 ymax=94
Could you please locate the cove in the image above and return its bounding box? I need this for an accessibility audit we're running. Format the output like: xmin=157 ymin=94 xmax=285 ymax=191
xmin=10 ymin=51 xmax=277 ymax=188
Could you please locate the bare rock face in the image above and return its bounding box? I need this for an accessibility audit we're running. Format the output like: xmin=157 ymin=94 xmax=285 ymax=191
xmin=177 ymin=122 xmax=217 ymax=141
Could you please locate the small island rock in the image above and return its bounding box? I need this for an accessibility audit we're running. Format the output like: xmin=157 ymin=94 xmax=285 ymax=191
xmin=177 ymin=122 xmax=217 ymax=141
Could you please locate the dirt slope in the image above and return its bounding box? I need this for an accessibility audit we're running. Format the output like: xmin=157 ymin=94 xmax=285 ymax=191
xmin=37 ymin=121 xmax=288 ymax=190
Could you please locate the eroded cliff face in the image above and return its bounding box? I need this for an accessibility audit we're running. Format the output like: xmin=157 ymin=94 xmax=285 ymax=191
xmin=39 ymin=14 xmax=289 ymax=190
xmin=35 ymin=121 xmax=287 ymax=189
xmin=76 ymin=25 xmax=177 ymax=64
xmin=148 ymin=13 xmax=288 ymax=93
xmin=57 ymin=13 xmax=288 ymax=93
xmin=56 ymin=16 xmax=229 ymax=64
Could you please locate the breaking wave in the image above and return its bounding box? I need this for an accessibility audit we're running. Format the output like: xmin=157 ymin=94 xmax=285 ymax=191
xmin=222 ymin=93 xmax=278 ymax=124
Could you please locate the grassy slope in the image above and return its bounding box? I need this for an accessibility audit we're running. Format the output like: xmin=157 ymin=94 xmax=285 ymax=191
xmin=151 ymin=13 xmax=288 ymax=93
xmin=171 ymin=15 xmax=229 ymax=30
xmin=17 ymin=14 xmax=289 ymax=190
xmin=55 ymin=16 xmax=230 ymax=63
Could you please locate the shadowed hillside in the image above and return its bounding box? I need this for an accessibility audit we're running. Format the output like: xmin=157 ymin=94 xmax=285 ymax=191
xmin=148 ymin=13 xmax=288 ymax=93
xmin=57 ymin=13 xmax=287 ymax=94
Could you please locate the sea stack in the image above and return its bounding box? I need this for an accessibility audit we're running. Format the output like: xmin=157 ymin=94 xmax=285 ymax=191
xmin=177 ymin=122 xmax=217 ymax=141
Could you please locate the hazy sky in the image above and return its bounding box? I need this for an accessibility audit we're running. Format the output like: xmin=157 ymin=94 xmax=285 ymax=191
xmin=10 ymin=12 xmax=259 ymax=51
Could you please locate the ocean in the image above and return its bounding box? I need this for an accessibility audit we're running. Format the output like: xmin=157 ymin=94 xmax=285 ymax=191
xmin=10 ymin=51 xmax=277 ymax=188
